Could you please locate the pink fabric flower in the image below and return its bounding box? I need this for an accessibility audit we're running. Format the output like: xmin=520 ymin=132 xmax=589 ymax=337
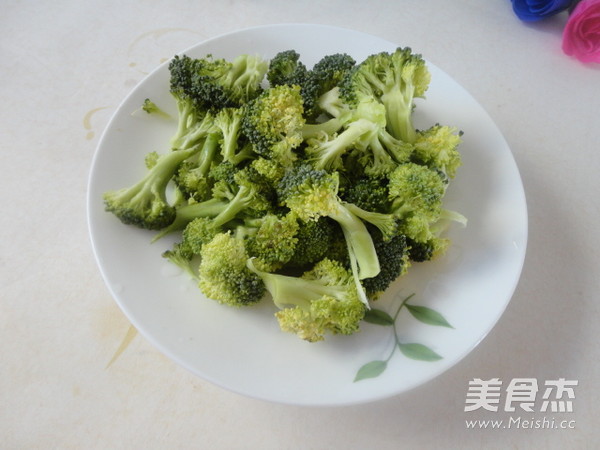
xmin=562 ymin=0 xmax=600 ymax=63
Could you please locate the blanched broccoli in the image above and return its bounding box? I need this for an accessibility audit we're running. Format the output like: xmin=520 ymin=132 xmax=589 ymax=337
xmin=103 ymin=146 xmax=199 ymax=230
xmin=213 ymin=106 xmax=252 ymax=165
xmin=105 ymin=48 xmax=465 ymax=343
xmin=172 ymin=131 xmax=220 ymax=202
xmin=338 ymin=173 xmax=390 ymax=213
xmin=247 ymin=258 xmax=366 ymax=342
xmin=267 ymin=51 xmax=355 ymax=120
xmin=242 ymin=84 xmax=305 ymax=166
xmin=168 ymin=56 xmax=217 ymax=149
xmin=153 ymin=163 xmax=273 ymax=242
xmin=137 ymin=98 xmax=171 ymax=119
xmin=388 ymin=162 xmax=446 ymax=220
xmin=287 ymin=217 xmax=336 ymax=268
xmin=266 ymin=50 xmax=309 ymax=88
xmin=277 ymin=164 xmax=380 ymax=280
xmin=302 ymin=53 xmax=356 ymax=119
xmin=304 ymin=97 xmax=412 ymax=175
xmin=385 ymin=161 xmax=466 ymax=261
xmin=406 ymin=236 xmax=449 ymax=262
xmin=413 ymin=124 xmax=463 ymax=178
xmin=161 ymin=241 xmax=199 ymax=281
xmin=340 ymin=47 xmax=431 ymax=144
xmin=170 ymin=53 xmax=268 ymax=112
xmin=362 ymin=227 xmax=410 ymax=298
xmin=276 ymin=163 xmax=382 ymax=306
xmin=198 ymin=232 xmax=265 ymax=306
xmin=236 ymin=212 xmax=299 ymax=271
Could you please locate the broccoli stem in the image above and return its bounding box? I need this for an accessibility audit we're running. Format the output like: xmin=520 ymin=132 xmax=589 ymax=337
xmin=104 ymin=146 xmax=200 ymax=230
xmin=328 ymin=204 xmax=380 ymax=280
xmin=197 ymin=133 xmax=220 ymax=177
xmin=170 ymin=100 xmax=196 ymax=148
xmin=311 ymin=118 xmax=377 ymax=170
xmin=151 ymin=198 xmax=229 ymax=242
xmin=381 ymin=89 xmax=415 ymax=143
xmin=343 ymin=202 xmax=397 ymax=240
xmin=246 ymin=259 xmax=348 ymax=310
xmin=301 ymin=116 xmax=345 ymax=140
xmin=120 ymin=147 xmax=197 ymax=206
xmin=211 ymin=184 xmax=255 ymax=228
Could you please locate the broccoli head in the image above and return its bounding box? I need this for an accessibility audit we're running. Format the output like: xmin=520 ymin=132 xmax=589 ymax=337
xmin=362 ymin=227 xmax=410 ymax=299
xmin=242 ymin=84 xmax=306 ymax=166
xmin=240 ymin=212 xmax=300 ymax=271
xmin=304 ymin=97 xmax=412 ymax=175
xmin=276 ymin=163 xmax=380 ymax=306
xmin=103 ymin=147 xmax=199 ymax=230
xmin=198 ymin=232 xmax=265 ymax=307
xmin=287 ymin=217 xmax=337 ymax=268
xmin=266 ymin=50 xmax=309 ymax=88
xmin=388 ymin=162 xmax=446 ymax=220
xmin=247 ymin=258 xmax=366 ymax=342
xmin=413 ymin=124 xmax=463 ymax=179
xmin=183 ymin=53 xmax=268 ymax=110
xmin=340 ymin=47 xmax=431 ymax=143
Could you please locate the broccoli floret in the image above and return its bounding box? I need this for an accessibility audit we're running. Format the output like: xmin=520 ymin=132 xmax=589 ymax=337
xmin=242 ymin=84 xmax=305 ymax=166
xmin=386 ymin=162 xmax=447 ymax=244
xmin=168 ymin=56 xmax=220 ymax=149
xmin=144 ymin=151 xmax=160 ymax=169
xmin=247 ymin=258 xmax=366 ymax=342
xmin=342 ymin=202 xmax=398 ymax=241
xmin=339 ymin=173 xmax=390 ymax=213
xmin=340 ymin=47 xmax=431 ymax=143
xmin=404 ymin=208 xmax=466 ymax=261
xmin=406 ymin=236 xmax=449 ymax=262
xmin=362 ymin=228 xmax=410 ymax=299
xmin=276 ymin=164 xmax=379 ymax=306
xmin=103 ymin=147 xmax=199 ymax=230
xmin=154 ymin=163 xmax=273 ymax=242
xmin=302 ymin=53 xmax=356 ymax=119
xmin=237 ymin=212 xmax=299 ymax=271
xmin=213 ymin=107 xmax=254 ymax=165
xmin=304 ymin=97 xmax=412 ymax=174
xmin=197 ymin=175 xmax=268 ymax=235
xmin=388 ymin=162 xmax=446 ymax=219
xmin=198 ymin=233 xmax=265 ymax=306
xmin=287 ymin=217 xmax=336 ymax=268
xmin=151 ymin=197 xmax=228 ymax=242
xmin=249 ymin=156 xmax=286 ymax=187
xmin=171 ymin=53 xmax=268 ymax=111
xmin=172 ymin=132 xmax=221 ymax=201
xmin=162 ymin=241 xmax=200 ymax=281
xmin=413 ymin=124 xmax=463 ymax=178
xmin=139 ymin=98 xmax=171 ymax=119
xmin=267 ymin=51 xmax=354 ymax=120
xmin=266 ymin=50 xmax=309 ymax=87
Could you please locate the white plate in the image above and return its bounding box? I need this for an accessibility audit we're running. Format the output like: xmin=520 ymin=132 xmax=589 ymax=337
xmin=87 ymin=24 xmax=527 ymax=406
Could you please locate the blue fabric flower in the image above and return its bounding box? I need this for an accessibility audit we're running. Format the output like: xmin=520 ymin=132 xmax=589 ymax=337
xmin=511 ymin=0 xmax=574 ymax=21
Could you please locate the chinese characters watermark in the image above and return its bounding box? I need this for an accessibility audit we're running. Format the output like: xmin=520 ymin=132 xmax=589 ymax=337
xmin=465 ymin=378 xmax=577 ymax=413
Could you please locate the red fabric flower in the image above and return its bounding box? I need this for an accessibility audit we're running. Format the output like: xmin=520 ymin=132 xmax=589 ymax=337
xmin=562 ymin=0 xmax=600 ymax=63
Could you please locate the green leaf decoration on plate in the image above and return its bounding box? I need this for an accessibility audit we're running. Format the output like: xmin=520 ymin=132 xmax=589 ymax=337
xmin=354 ymin=360 xmax=388 ymax=382
xmin=405 ymin=304 xmax=454 ymax=328
xmin=398 ymin=342 xmax=443 ymax=361
xmin=363 ymin=308 xmax=395 ymax=326
xmin=354 ymin=293 xmax=453 ymax=382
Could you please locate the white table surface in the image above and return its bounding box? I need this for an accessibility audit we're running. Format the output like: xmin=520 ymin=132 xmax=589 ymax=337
xmin=2 ymin=1 xmax=599 ymax=448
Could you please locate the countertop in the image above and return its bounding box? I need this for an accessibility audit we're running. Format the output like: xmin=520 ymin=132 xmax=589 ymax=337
xmin=2 ymin=1 xmax=598 ymax=448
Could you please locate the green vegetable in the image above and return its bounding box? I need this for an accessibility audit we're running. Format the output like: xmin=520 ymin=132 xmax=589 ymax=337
xmin=103 ymin=47 xmax=465 ymax=342
xmin=247 ymin=258 xmax=366 ymax=342
xmin=340 ymin=47 xmax=430 ymax=144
